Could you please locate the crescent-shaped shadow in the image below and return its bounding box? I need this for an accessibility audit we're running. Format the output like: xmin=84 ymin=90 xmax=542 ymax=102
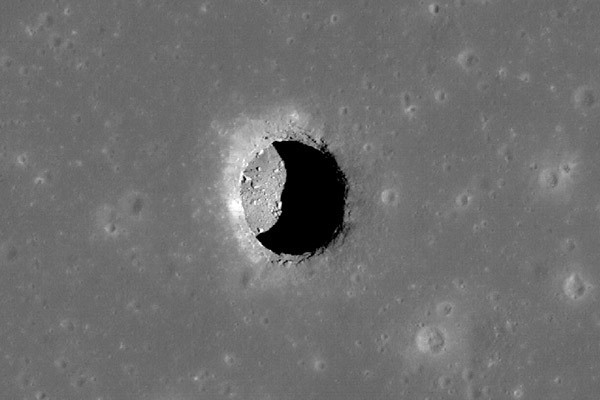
xmin=256 ymin=140 xmax=347 ymax=255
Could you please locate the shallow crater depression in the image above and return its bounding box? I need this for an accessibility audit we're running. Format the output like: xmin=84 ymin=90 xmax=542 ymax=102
xmin=240 ymin=139 xmax=348 ymax=256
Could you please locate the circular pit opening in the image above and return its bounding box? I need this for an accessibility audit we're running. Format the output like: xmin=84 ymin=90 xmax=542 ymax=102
xmin=240 ymin=139 xmax=347 ymax=256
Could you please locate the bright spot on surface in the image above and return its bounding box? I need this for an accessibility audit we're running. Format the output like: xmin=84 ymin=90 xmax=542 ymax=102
xmin=415 ymin=325 xmax=446 ymax=355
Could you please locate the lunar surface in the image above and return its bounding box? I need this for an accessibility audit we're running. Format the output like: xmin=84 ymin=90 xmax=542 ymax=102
xmin=0 ymin=1 xmax=599 ymax=399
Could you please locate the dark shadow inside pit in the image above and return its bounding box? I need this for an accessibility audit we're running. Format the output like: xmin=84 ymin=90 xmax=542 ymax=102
xmin=255 ymin=140 xmax=347 ymax=256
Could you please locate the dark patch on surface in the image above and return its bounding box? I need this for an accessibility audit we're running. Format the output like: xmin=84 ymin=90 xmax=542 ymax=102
xmin=242 ymin=140 xmax=347 ymax=256
xmin=131 ymin=197 xmax=143 ymax=216
xmin=119 ymin=191 xmax=146 ymax=220
xmin=0 ymin=242 xmax=18 ymax=263
xmin=573 ymin=85 xmax=597 ymax=111
xmin=457 ymin=48 xmax=480 ymax=72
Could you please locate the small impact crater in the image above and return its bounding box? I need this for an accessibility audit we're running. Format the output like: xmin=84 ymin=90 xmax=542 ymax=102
xmin=573 ymin=84 xmax=598 ymax=113
xmin=562 ymin=271 xmax=593 ymax=302
xmin=240 ymin=139 xmax=347 ymax=256
xmin=415 ymin=325 xmax=447 ymax=355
